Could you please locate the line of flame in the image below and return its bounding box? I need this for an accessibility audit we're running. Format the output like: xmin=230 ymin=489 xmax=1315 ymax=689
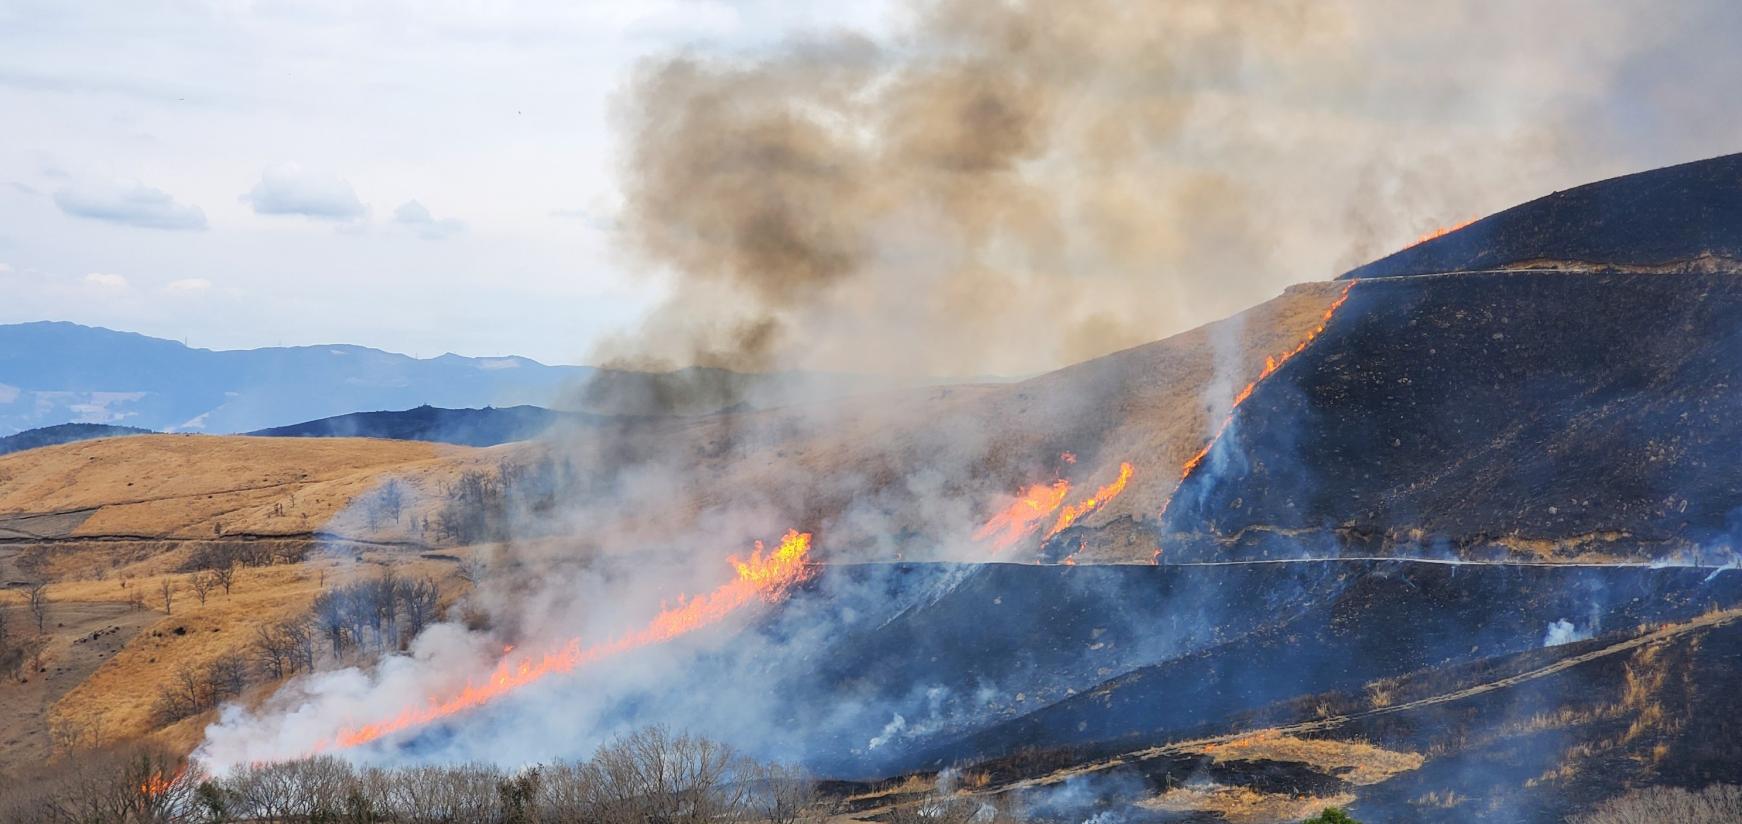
xmin=1154 ymin=281 xmax=1360 ymax=561
xmin=973 ymin=479 xmax=1072 ymax=551
xmin=1408 ymin=216 xmax=1477 ymax=247
xmin=1047 ymin=462 xmax=1134 ymax=537
xmin=323 ymin=530 xmax=814 ymax=751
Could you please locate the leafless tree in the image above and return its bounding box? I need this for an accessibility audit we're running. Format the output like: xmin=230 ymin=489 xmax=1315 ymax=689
xmin=158 ymin=577 xmax=175 ymax=615
xmin=0 ymin=598 xmax=9 ymax=646
xmin=399 ymin=576 xmax=440 ymax=639
xmin=0 ymin=743 xmax=202 ymax=824
xmin=457 ymin=555 xmax=490 ymax=584
xmin=1576 ymin=783 xmax=1742 ymax=824
xmin=752 ymin=762 xmax=828 ymax=824
xmin=188 ymin=571 xmax=214 ymax=607
xmin=27 ymin=582 xmax=48 ymax=633
xmin=204 ymin=652 xmax=250 ymax=703
xmin=253 ymin=622 xmax=294 ymax=680
xmin=575 ymin=726 xmax=752 ymax=824
xmin=211 ymin=560 xmax=236 ymax=596
xmin=225 ymin=756 xmax=356 ymax=821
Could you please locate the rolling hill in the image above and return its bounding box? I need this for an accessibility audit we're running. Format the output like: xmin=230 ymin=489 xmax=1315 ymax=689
xmin=7 ymin=153 xmax=1742 ymax=821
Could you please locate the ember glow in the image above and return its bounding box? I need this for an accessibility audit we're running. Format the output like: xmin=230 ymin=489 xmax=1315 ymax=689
xmin=1048 ymin=462 xmax=1134 ymax=537
xmin=324 ymin=530 xmax=814 ymax=751
xmin=974 ymin=479 xmax=1072 ymax=551
xmin=1157 ymin=282 xmax=1361 ymax=549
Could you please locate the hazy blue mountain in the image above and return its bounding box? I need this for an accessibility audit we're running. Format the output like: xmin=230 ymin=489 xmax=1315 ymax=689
xmin=0 ymin=422 xmax=156 ymax=455
xmin=0 ymin=322 xmax=955 ymax=436
xmin=0 ymin=322 xmax=592 ymax=435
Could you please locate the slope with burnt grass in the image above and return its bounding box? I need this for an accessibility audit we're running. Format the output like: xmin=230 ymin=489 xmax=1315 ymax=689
xmin=1343 ymin=151 xmax=1742 ymax=279
xmin=1160 ymin=270 xmax=1742 ymax=563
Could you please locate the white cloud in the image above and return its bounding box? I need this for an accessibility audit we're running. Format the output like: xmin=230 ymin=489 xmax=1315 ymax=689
xmin=243 ymin=163 xmax=367 ymax=221
xmin=0 ymin=263 xmax=11 ymax=274
xmin=393 ymin=199 xmax=465 ymax=240
xmin=53 ymin=178 xmax=207 ymax=230
xmin=83 ymin=272 xmax=128 ymax=290
xmin=165 ymin=277 xmax=212 ymax=293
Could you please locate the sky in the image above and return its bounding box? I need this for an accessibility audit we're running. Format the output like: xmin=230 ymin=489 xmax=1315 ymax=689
xmin=3 ymin=1 xmax=1740 ymax=372
xmin=0 ymin=1 xmax=891 ymax=364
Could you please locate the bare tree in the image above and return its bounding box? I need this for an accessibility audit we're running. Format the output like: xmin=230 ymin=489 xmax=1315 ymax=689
xmin=189 ymin=572 xmax=215 ymax=607
xmin=159 ymin=577 xmax=175 ymax=615
xmin=0 ymin=743 xmax=203 ymax=824
xmin=0 ymin=597 xmax=9 ymax=646
xmin=399 ymin=577 xmax=440 ymax=640
xmin=211 ymin=561 xmax=236 ymax=596
xmin=752 ymin=762 xmax=828 ymax=824
xmin=253 ymin=623 xmax=294 ymax=680
xmin=1577 ymin=783 xmax=1742 ymax=824
xmin=204 ymin=652 xmax=250 ymax=703
xmin=27 ymin=582 xmax=48 ymax=633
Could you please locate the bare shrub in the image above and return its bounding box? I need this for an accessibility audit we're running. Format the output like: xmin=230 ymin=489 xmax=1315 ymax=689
xmin=1574 ymin=783 xmax=1742 ymax=824
xmin=0 ymin=743 xmax=201 ymax=824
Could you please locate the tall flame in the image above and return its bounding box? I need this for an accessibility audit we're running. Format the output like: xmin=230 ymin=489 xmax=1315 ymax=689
xmin=326 ymin=530 xmax=813 ymax=751
xmin=973 ymin=479 xmax=1072 ymax=551
xmin=1156 ymin=281 xmax=1360 ymax=557
xmin=1047 ymin=462 xmax=1133 ymax=537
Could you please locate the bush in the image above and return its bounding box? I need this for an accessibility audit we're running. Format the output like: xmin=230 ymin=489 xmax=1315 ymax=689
xmin=1302 ymin=808 xmax=1361 ymax=824
xmin=1573 ymin=783 xmax=1742 ymax=824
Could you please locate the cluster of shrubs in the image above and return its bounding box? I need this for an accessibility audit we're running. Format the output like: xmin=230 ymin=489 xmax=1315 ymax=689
xmin=428 ymin=459 xmax=581 ymax=545
xmin=151 ymin=570 xmax=440 ymax=726
xmin=0 ymin=728 xmax=826 ymax=824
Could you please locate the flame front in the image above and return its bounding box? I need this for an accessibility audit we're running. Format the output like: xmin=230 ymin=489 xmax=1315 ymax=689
xmin=327 ymin=530 xmax=813 ymax=751
xmin=1047 ymin=462 xmax=1133 ymax=537
xmin=973 ymin=479 xmax=1072 ymax=551
xmin=140 ymin=770 xmax=177 ymax=798
xmin=1408 ymin=216 xmax=1477 ymax=247
xmin=1157 ymin=281 xmax=1360 ymax=552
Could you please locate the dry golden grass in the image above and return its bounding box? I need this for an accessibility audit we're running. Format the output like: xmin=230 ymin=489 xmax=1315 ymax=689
xmin=1195 ymin=729 xmax=1425 ymax=785
xmin=1140 ymin=784 xmax=1356 ymax=824
xmin=45 ymin=552 xmax=461 ymax=749
xmin=0 ymin=435 xmax=492 ymax=544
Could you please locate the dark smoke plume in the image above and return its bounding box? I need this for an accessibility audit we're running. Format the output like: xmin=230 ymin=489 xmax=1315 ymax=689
xmin=603 ymin=0 xmax=1741 ymax=377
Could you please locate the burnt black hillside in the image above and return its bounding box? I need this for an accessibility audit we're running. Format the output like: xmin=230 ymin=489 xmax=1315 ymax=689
xmin=1162 ymin=271 xmax=1742 ymax=561
xmin=1343 ymin=152 xmax=1742 ymax=278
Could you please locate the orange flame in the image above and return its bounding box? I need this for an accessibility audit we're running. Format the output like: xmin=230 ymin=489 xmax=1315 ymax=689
xmin=1060 ymin=451 xmax=1077 ymax=464
xmin=1047 ymin=462 xmax=1133 ymax=537
xmin=1156 ymin=281 xmax=1360 ymax=557
xmin=326 ymin=530 xmax=813 ymax=751
xmin=973 ymin=479 xmax=1071 ymax=551
xmin=1408 ymin=216 xmax=1477 ymax=248
xmin=140 ymin=767 xmax=183 ymax=798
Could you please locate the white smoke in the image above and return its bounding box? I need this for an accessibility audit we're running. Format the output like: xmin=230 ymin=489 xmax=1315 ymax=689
xmin=1542 ymin=618 xmax=1592 ymax=647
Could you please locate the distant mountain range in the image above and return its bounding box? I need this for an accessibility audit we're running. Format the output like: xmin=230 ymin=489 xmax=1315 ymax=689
xmin=0 ymin=422 xmax=155 ymax=455
xmin=0 ymin=322 xmax=936 ymax=436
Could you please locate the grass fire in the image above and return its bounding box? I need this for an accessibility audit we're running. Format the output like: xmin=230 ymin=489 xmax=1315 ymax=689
xmin=6 ymin=3 xmax=1742 ymax=823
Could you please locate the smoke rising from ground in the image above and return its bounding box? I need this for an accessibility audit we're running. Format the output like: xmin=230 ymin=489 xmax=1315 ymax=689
xmin=599 ymin=0 xmax=1740 ymax=377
